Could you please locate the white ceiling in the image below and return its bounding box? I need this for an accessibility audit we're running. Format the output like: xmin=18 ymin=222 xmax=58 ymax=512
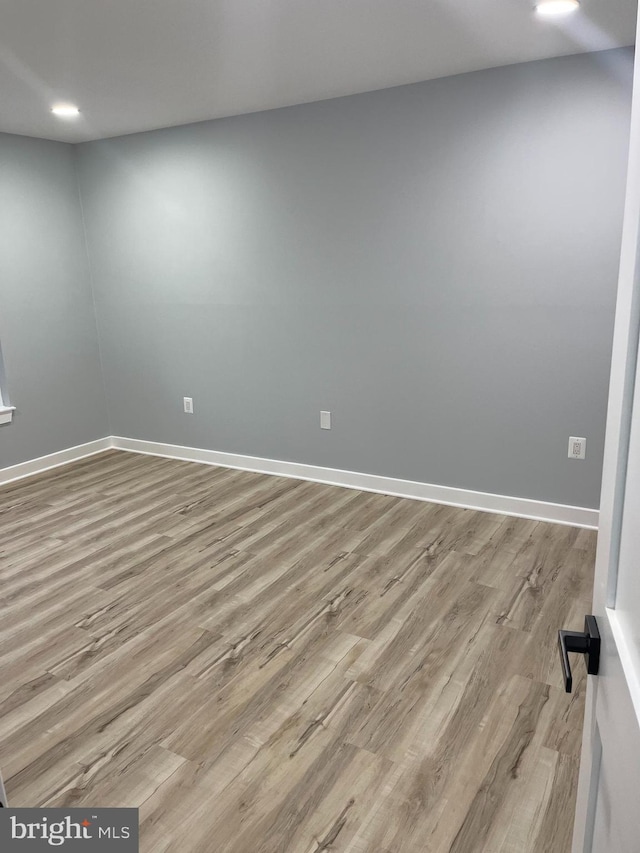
xmin=0 ymin=0 xmax=636 ymax=143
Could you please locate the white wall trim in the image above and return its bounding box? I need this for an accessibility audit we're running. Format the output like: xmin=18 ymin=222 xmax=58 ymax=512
xmin=0 ymin=434 xmax=599 ymax=528
xmin=0 ymin=437 xmax=113 ymax=486
xmin=111 ymin=436 xmax=599 ymax=529
xmin=0 ymin=406 xmax=16 ymax=426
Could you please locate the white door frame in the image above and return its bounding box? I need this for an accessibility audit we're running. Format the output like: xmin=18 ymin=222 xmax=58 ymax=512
xmin=572 ymin=7 xmax=640 ymax=850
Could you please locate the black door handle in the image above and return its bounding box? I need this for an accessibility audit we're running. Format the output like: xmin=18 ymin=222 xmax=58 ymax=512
xmin=558 ymin=615 xmax=600 ymax=693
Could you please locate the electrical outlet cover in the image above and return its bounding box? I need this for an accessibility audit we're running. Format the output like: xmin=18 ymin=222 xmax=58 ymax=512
xmin=568 ymin=436 xmax=586 ymax=460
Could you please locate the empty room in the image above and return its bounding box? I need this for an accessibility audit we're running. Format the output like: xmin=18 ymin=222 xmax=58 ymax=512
xmin=1 ymin=1 xmax=640 ymax=851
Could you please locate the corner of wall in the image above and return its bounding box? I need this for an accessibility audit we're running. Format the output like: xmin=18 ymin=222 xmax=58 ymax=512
xmin=72 ymin=144 xmax=111 ymax=438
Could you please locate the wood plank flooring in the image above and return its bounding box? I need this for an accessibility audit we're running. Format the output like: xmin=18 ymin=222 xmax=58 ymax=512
xmin=0 ymin=450 xmax=595 ymax=852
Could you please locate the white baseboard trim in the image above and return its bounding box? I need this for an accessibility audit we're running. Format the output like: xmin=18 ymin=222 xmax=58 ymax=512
xmin=111 ymin=436 xmax=599 ymax=529
xmin=0 ymin=437 xmax=113 ymax=486
xmin=0 ymin=434 xmax=598 ymax=528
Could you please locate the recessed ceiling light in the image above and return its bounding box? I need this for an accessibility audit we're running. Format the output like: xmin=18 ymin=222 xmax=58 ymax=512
xmin=535 ymin=0 xmax=580 ymax=16
xmin=51 ymin=103 xmax=80 ymax=118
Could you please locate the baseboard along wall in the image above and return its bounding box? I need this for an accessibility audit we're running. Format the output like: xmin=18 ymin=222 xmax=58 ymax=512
xmin=0 ymin=435 xmax=599 ymax=529
xmin=0 ymin=437 xmax=113 ymax=487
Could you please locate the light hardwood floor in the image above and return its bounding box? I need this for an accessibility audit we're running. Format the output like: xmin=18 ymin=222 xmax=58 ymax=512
xmin=0 ymin=450 xmax=595 ymax=852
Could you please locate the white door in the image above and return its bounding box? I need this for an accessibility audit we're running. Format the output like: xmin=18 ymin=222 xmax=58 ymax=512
xmin=571 ymin=7 xmax=640 ymax=852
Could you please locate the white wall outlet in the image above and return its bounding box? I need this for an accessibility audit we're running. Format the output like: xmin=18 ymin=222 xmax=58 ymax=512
xmin=320 ymin=411 xmax=331 ymax=430
xmin=568 ymin=436 xmax=586 ymax=460
xmin=183 ymin=397 xmax=194 ymax=414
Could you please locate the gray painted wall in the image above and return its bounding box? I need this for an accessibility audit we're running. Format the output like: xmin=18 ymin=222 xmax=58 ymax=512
xmin=0 ymin=133 xmax=108 ymax=467
xmin=76 ymin=49 xmax=633 ymax=509
xmin=1 ymin=49 xmax=629 ymax=508
xmin=79 ymin=51 xmax=632 ymax=507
